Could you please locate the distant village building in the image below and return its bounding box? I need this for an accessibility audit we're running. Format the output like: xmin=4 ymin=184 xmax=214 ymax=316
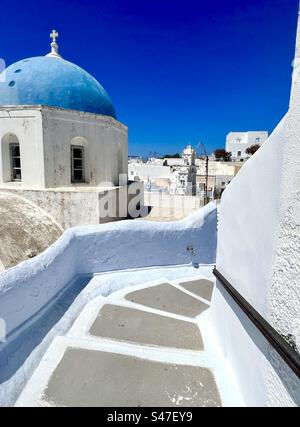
xmin=128 ymin=144 xmax=244 ymax=220
xmin=129 ymin=143 xmax=242 ymax=202
xmin=226 ymin=131 xmax=268 ymax=161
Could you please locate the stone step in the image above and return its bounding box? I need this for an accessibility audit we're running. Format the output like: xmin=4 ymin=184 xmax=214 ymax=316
xmin=42 ymin=348 xmax=222 ymax=407
xmin=89 ymin=304 xmax=203 ymax=350
xmin=179 ymin=279 xmax=214 ymax=301
xmin=125 ymin=283 xmax=209 ymax=318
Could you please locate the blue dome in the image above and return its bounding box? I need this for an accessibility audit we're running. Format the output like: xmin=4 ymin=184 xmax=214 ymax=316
xmin=0 ymin=56 xmax=116 ymax=118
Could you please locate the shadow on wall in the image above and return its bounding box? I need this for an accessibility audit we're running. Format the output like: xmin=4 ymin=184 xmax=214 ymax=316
xmin=0 ymin=274 xmax=91 ymax=384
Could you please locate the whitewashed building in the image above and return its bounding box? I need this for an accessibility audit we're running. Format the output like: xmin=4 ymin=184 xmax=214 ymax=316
xmin=226 ymin=131 xmax=269 ymax=160
xmin=129 ymin=145 xmax=239 ymax=202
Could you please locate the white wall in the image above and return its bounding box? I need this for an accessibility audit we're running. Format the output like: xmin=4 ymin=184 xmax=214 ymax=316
xmin=0 ymin=181 xmax=145 ymax=229
xmin=211 ymin=116 xmax=300 ymax=406
xmin=270 ymin=9 xmax=300 ymax=349
xmin=144 ymin=192 xmax=204 ymax=218
xmin=0 ymin=203 xmax=217 ymax=337
xmin=217 ymin=121 xmax=285 ymax=317
xmin=164 ymin=158 xmax=185 ymax=166
xmin=0 ymin=106 xmax=135 ymax=228
xmin=128 ymin=164 xmax=171 ymax=182
xmin=194 ymin=160 xmax=235 ymax=176
xmin=0 ymin=108 xmax=45 ymax=188
xmin=210 ymin=13 xmax=300 ymax=405
xmin=42 ymin=107 xmax=128 ymax=188
xmin=0 ymin=106 xmax=128 ymax=190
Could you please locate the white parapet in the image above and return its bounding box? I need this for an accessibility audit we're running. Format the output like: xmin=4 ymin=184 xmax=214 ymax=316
xmin=0 ymin=203 xmax=217 ymax=339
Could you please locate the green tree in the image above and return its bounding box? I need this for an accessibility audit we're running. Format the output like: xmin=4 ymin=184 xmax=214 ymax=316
xmin=245 ymin=144 xmax=260 ymax=156
xmin=214 ymin=149 xmax=232 ymax=161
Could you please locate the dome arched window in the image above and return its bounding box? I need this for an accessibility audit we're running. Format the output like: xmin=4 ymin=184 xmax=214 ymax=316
xmin=1 ymin=133 xmax=21 ymax=182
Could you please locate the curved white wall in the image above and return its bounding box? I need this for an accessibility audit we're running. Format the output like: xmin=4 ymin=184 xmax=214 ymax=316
xmin=0 ymin=203 xmax=217 ymax=339
xmin=217 ymin=118 xmax=285 ymax=318
xmin=211 ymin=116 xmax=300 ymax=406
xmin=211 ymin=98 xmax=300 ymax=405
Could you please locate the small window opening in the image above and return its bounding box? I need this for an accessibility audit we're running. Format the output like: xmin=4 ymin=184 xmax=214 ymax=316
xmin=10 ymin=143 xmax=21 ymax=181
xmin=71 ymin=145 xmax=85 ymax=183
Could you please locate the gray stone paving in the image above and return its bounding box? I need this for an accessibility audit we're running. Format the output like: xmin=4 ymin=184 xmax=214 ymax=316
xmin=179 ymin=279 xmax=214 ymax=301
xmin=125 ymin=284 xmax=209 ymax=318
xmin=43 ymin=348 xmax=221 ymax=407
xmin=89 ymin=304 xmax=204 ymax=350
xmin=16 ymin=277 xmax=224 ymax=407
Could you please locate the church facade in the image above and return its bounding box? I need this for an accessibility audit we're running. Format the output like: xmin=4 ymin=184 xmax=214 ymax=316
xmin=0 ymin=32 xmax=143 ymax=229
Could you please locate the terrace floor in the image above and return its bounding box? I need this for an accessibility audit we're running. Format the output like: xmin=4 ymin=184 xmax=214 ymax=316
xmin=15 ymin=265 xmax=243 ymax=407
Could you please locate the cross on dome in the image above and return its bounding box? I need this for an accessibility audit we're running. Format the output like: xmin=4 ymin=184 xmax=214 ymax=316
xmin=50 ymin=30 xmax=59 ymax=44
xmin=47 ymin=29 xmax=62 ymax=58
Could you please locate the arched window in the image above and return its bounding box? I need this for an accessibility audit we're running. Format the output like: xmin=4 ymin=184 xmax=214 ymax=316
xmin=1 ymin=133 xmax=21 ymax=182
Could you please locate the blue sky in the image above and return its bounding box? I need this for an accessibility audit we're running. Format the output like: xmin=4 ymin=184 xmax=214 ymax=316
xmin=0 ymin=0 xmax=299 ymax=156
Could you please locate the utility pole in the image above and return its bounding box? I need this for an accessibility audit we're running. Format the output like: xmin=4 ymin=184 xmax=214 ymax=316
xmin=200 ymin=142 xmax=209 ymax=205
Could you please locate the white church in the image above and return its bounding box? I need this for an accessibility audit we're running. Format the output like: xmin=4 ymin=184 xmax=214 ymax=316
xmin=0 ymin=31 xmax=143 ymax=232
